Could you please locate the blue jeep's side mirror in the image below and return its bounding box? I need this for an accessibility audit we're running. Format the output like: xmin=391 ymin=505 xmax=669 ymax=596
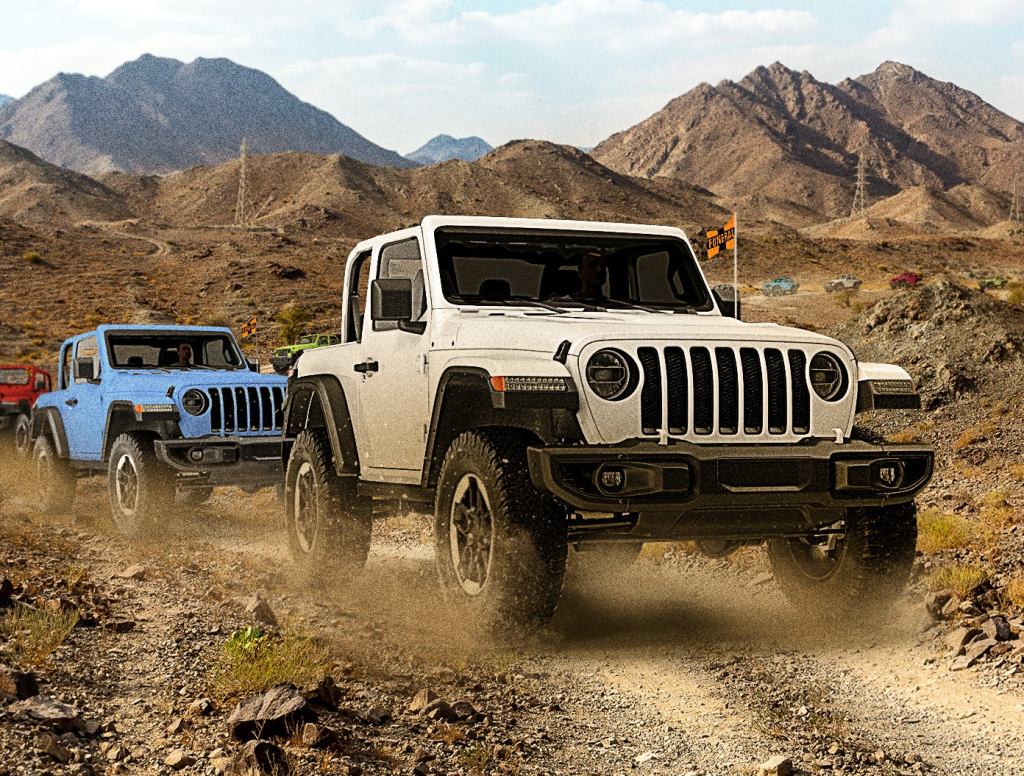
xmin=75 ymin=356 xmax=98 ymax=382
xmin=247 ymin=359 xmax=259 ymax=373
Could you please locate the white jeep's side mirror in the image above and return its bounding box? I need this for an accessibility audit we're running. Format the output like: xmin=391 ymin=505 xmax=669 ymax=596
xmin=371 ymin=278 xmax=413 ymax=322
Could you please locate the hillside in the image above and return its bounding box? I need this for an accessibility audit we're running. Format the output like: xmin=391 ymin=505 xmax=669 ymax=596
xmin=107 ymin=139 xmax=727 ymax=237
xmin=0 ymin=95 xmax=10 ymax=107
xmin=0 ymin=139 xmax=132 ymax=223
xmin=406 ymin=135 xmax=493 ymax=165
xmin=593 ymin=61 xmax=1024 ymax=225
xmin=0 ymin=54 xmax=413 ymax=175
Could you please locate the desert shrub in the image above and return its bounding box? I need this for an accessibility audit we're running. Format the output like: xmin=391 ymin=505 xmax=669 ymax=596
xmin=22 ymin=251 xmax=42 ymax=265
xmin=953 ymin=420 xmax=995 ymax=450
xmin=1007 ymin=282 xmax=1024 ymax=306
xmin=0 ymin=605 xmax=79 ymax=669
xmin=275 ymin=303 xmax=312 ymax=345
xmin=210 ymin=626 xmax=329 ymax=699
xmin=917 ymin=510 xmax=973 ymax=554
xmin=923 ymin=564 xmax=990 ymax=598
xmin=832 ymin=288 xmax=860 ymax=307
xmin=1002 ymin=578 xmax=1024 ymax=610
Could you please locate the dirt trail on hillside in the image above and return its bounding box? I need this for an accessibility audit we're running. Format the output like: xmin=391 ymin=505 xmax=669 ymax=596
xmin=2 ymin=469 xmax=1023 ymax=774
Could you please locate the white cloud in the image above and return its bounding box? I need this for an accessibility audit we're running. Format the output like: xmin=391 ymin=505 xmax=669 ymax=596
xmin=869 ymin=0 xmax=1024 ymax=47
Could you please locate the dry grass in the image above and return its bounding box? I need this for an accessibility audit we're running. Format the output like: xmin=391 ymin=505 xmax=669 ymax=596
xmin=1008 ymin=282 xmax=1024 ymax=306
xmin=1002 ymin=578 xmax=1024 ymax=610
xmin=923 ymin=564 xmax=990 ymax=598
xmin=210 ymin=626 xmax=330 ymax=700
xmin=890 ymin=419 xmax=936 ymax=443
xmin=0 ymin=604 xmax=79 ymax=669
xmin=1008 ymin=463 xmax=1024 ymax=481
xmin=22 ymin=250 xmax=42 ymax=265
xmin=953 ymin=420 xmax=995 ymax=451
xmin=917 ymin=510 xmax=974 ymax=554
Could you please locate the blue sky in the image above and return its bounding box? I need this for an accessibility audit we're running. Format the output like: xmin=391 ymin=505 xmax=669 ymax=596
xmin=2 ymin=1 xmax=1023 ymax=153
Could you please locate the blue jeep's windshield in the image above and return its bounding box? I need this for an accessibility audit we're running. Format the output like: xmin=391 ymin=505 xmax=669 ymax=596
xmin=106 ymin=332 xmax=245 ymax=370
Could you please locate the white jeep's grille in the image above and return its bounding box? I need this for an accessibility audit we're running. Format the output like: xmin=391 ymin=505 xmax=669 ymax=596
xmin=207 ymin=386 xmax=285 ymax=434
xmin=635 ymin=345 xmax=813 ymax=439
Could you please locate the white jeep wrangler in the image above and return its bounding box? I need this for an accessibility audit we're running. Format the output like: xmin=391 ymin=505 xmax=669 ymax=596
xmin=281 ymin=216 xmax=932 ymax=630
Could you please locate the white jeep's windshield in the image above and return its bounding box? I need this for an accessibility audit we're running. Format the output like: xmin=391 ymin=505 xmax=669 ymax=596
xmin=435 ymin=228 xmax=712 ymax=312
xmin=105 ymin=332 xmax=245 ymax=370
xmin=0 ymin=368 xmax=29 ymax=385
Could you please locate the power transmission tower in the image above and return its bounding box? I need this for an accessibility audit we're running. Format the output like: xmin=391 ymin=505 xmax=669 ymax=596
xmin=234 ymin=137 xmax=248 ymax=227
xmin=1010 ymin=175 xmax=1021 ymax=224
xmin=850 ymin=151 xmax=868 ymax=218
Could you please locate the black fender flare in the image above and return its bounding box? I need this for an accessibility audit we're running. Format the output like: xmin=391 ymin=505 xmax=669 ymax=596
xmin=282 ymin=375 xmax=359 ymax=476
xmin=30 ymin=407 xmax=70 ymax=458
xmin=101 ymin=402 xmax=183 ymax=462
xmin=420 ymin=367 xmax=583 ymax=487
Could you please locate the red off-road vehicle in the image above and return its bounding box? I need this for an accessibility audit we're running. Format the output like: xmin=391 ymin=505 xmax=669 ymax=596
xmin=890 ymin=272 xmax=921 ymax=289
xmin=0 ymin=364 xmax=52 ymax=456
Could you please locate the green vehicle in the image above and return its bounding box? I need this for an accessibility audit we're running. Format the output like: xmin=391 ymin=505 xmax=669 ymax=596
xmin=271 ymin=333 xmax=340 ymax=374
xmin=978 ymin=276 xmax=1009 ymax=291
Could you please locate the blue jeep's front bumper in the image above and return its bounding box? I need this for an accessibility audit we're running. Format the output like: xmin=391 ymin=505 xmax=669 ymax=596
xmin=154 ymin=437 xmax=285 ymax=489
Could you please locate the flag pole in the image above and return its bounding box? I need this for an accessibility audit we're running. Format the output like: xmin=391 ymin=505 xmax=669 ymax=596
xmin=733 ymin=211 xmax=738 ymax=309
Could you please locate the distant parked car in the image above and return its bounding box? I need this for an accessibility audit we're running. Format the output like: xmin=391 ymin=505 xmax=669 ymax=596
xmin=979 ymin=276 xmax=1008 ymax=291
xmin=761 ymin=277 xmax=799 ymax=296
xmin=0 ymin=363 xmax=52 ymax=457
xmin=890 ymin=272 xmax=921 ymax=289
xmin=824 ymin=274 xmax=862 ymax=293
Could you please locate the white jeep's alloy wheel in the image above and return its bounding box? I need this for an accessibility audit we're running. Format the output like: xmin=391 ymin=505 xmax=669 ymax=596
xmin=448 ymin=473 xmax=495 ymax=596
xmin=293 ymin=460 xmax=319 ymax=554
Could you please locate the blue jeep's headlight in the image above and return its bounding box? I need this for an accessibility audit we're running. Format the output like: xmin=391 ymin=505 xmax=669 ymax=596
xmin=182 ymin=389 xmax=209 ymax=416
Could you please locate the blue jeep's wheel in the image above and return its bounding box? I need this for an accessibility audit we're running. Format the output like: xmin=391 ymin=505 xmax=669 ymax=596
xmin=284 ymin=429 xmax=372 ymax=585
xmin=107 ymin=433 xmax=175 ymax=538
xmin=13 ymin=414 xmax=32 ymax=459
xmin=33 ymin=434 xmax=76 ymax=515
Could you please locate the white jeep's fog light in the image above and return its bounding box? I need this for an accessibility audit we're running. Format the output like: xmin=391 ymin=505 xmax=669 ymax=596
xmin=597 ymin=466 xmax=625 ymax=493
xmin=871 ymin=459 xmax=905 ymax=489
xmin=189 ymin=448 xmax=204 ymax=463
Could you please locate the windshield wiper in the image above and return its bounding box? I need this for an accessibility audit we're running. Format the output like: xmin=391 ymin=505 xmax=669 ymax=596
xmin=543 ymin=295 xmax=608 ymax=312
xmin=600 ymin=298 xmax=672 ymax=314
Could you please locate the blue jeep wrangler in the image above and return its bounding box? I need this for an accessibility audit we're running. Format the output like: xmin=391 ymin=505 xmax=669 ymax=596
xmin=30 ymin=325 xmax=287 ymax=536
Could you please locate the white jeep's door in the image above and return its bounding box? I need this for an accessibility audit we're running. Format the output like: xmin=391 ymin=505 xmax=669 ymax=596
xmin=353 ymin=233 xmax=431 ymax=480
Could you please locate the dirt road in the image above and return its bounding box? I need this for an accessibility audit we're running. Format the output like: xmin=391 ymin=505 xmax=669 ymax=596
xmin=2 ymin=474 xmax=1022 ymax=775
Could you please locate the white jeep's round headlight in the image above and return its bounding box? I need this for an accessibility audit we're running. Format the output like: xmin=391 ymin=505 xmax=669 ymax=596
xmin=809 ymin=353 xmax=847 ymax=402
xmin=182 ymin=389 xmax=209 ymax=416
xmin=586 ymin=349 xmax=637 ymax=401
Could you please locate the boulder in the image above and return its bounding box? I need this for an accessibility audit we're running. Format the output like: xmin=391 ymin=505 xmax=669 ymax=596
xmin=0 ymin=665 xmax=38 ymax=700
xmin=982 ymin=616 xmax=1012 ymax=642
xmin=241 ymin=594 xmax=278 ymax=627
xmin=164 ymin=750 xmax=195 ymax=770
xmin=227 ymin=739 xmax=290 ymax=775
xmin=758 ymin=755 xmax=793 ymax=776
xmin=227 ymin=683 xmax=314 ymax=741
xmin=408 ymin=688 xmax=438 ymax=714
xmin=9 ymin=696 xmax=80 ymax=730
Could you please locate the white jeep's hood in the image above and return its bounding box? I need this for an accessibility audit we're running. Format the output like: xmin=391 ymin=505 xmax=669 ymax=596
xmin=435 ymin=310 xmax=850 ymax=357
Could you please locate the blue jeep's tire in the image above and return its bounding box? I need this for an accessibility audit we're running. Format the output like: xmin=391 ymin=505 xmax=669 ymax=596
xmin=107 ymin=433 xmax=175 ymax=538
xmin=33 ymin=434 xmax=76 ymax=515
xmin=284 ymin=429 xmax=372 ymax=586
xmin=13 ymin=413 xmax=32 ymax=459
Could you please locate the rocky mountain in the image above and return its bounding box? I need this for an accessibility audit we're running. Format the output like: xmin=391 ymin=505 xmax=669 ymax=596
xmin=593 ymin=62 xmax=1024 ymax=221
xmin=0 ymin=139 xmax=132 ymax=223
xmin=104 ymin=139 xmax=726 ymax=237
xmin=0 ymin=95 xmax=11 ymax=107
xmin=0 ymin=54 xmax=414 ymax=175
xmin=405 ymin=135 xmax=493 ymax=165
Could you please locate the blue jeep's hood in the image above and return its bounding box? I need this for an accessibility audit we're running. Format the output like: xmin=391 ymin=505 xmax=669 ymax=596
xmin=115 ymin=369 xmax=286 ymax=389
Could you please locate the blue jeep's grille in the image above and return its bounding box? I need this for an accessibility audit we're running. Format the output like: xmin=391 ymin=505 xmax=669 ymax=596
xmin=207 ymin=386 xmax=284 ymax=434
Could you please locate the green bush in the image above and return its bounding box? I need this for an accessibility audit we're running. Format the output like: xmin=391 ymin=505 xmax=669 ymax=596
xmin=275 ymin=304 xmax=312 ymax=345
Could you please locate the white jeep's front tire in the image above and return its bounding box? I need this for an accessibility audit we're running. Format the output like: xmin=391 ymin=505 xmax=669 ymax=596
xmin=434 ymin=430 xmax=567 ymax=633
xmin=284 ymin=429 xmax=372 ymax=585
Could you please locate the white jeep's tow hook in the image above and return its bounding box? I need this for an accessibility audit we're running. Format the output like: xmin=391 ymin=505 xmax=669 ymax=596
xmin=833 ymin=428 xmax=844 ymax=444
